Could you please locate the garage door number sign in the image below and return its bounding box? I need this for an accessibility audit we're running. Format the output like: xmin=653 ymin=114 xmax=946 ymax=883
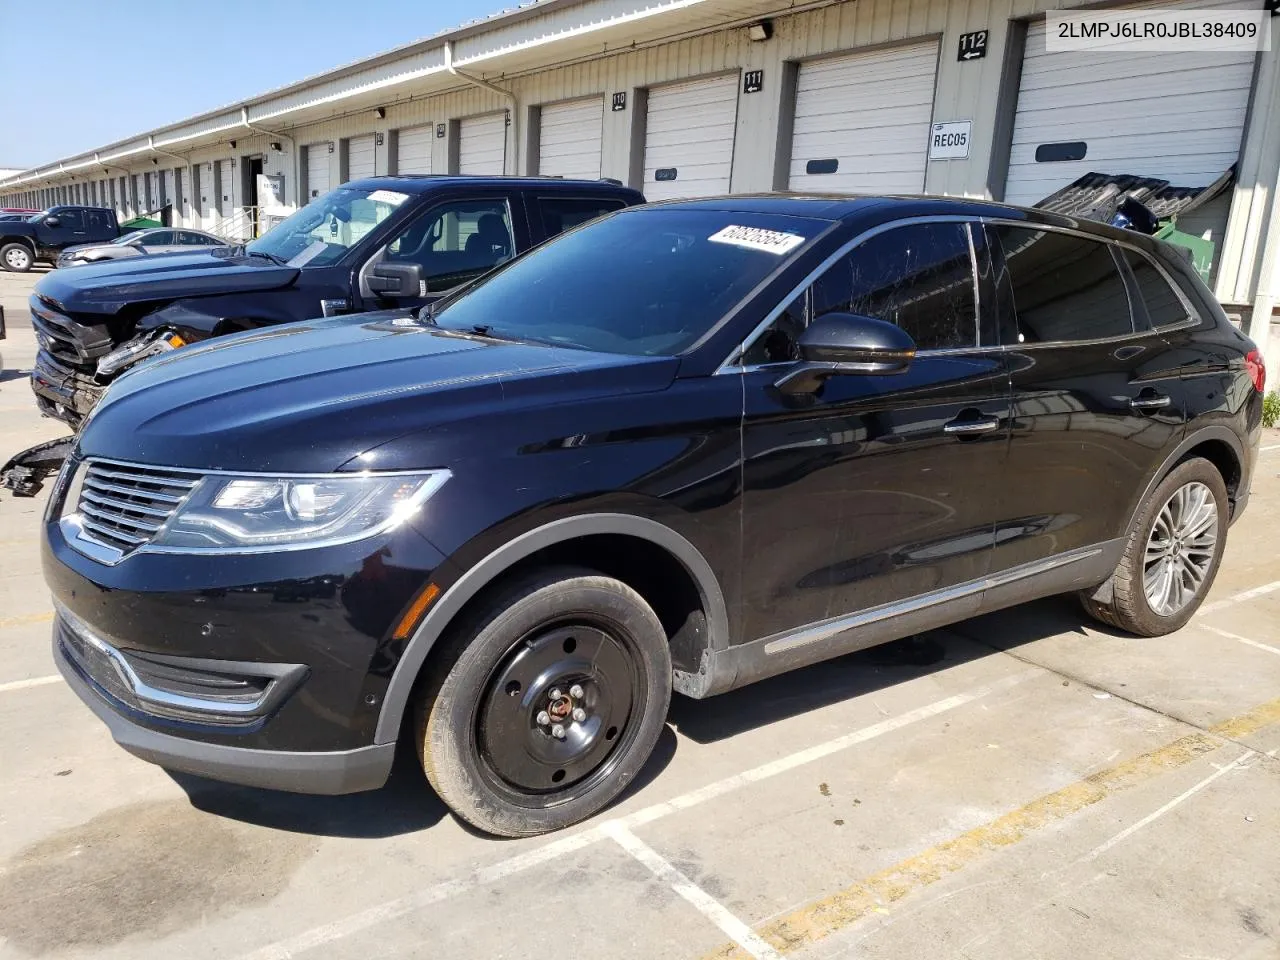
xmin=929 ymin=120 xmax=972 ymax=160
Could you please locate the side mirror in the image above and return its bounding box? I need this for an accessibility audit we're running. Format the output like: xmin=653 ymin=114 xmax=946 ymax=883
xmin=775 ymin=313 xmax=916 ymax=395
xmin=44 ymin=216 xmax=61 ymax=228
xmin=368 ymin=261 xmax=424 ymax=298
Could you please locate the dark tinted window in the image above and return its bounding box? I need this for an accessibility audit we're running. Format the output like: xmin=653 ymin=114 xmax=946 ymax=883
xmin=1122 ymin=248 xmax=1192 ymax=328
xmin=384 ymin=198 xmax=515 ymax=292
xmin=812 ymin=222 xmax=979 ymax=350
xmin=537 ymin=197 xmax=626 ymax=238
xmin=85 ymin=210 xmax=113 ymax=233
xmin=435 ymin=209 xmax=824 ymax=356
xmin=141 ymin=231 xmax=174 ymax=245
xmin=178 ymin=231 xmax=216 ymax=245
xmin=51 ymin=208 xmax=83 ymax=230
xmin=994 ymin=227 xmax=1133 ymax=342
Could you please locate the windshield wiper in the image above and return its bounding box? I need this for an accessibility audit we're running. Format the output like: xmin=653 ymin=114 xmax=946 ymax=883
xmin=247 ymin=249 xmax=286 ymax=265
xmin=415 ymin=299 xmax=440 ymax=326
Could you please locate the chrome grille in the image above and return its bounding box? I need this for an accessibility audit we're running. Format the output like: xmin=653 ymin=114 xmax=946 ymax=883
xmin=75 ymin=461 xmax=203 ymax=553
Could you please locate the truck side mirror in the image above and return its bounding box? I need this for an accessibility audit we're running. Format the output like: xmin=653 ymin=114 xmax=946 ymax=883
xmin=368 ymin=261 xmax=424 ymax=298
xmin=44 ymin=216 xmax=61 ymax=228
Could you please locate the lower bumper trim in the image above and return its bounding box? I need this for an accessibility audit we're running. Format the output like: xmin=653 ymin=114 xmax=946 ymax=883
xmin=55 ymin=637 xmax=395 ymax=795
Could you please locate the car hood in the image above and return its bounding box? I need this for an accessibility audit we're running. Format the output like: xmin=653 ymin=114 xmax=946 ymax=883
xmin=60 ymin=242 xmax=120 ymax=257
xmin=78 ymin=313 xmax=680 ymax=472
xmin=34 ymin=251 xmax=299 ymax=316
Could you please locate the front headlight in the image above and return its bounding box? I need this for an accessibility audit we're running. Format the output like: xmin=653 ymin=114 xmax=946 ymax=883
xmin=151 ymin=470 xmax=449 ymax=551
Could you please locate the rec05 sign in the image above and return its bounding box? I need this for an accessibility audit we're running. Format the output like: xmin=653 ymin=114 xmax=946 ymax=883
xmin=929 ymin=120 xmax=972 ymax=160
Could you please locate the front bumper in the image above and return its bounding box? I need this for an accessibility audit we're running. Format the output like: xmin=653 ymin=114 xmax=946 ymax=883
xmin=55 ymin=633 xmax=395 ymax=793
xmin=31 ymin=349 xmax=102 ymax=426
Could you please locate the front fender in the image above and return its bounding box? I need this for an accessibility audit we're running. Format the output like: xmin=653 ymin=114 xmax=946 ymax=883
xmin=137 ymin=297 xmax=289 ymax=339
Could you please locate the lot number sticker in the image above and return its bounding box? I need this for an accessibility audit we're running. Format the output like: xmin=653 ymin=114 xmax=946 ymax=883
xmin=708 ymin=225 xmax=805 ymax=255
xmin=929 ymin=121 xmax=972 ymax=160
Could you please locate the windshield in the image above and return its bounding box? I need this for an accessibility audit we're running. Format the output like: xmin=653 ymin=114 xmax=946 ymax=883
xmin=27 ymin=212 xmax=48 ymax=223
xmin=433 ymin=209 xmax=827 ymax=356
xmin=113 ymin=231 xmax=145 ymax=246
xmin=246 ymin=186 xmax=409 ymax=267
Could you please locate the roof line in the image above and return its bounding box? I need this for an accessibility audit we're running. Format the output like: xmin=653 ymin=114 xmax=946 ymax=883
xmin=0 ymin=0 xmax=589 ymax=188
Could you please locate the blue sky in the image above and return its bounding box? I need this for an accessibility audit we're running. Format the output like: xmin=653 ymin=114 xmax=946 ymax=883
xmin=0 ymin=0 xmax=505 ymax=169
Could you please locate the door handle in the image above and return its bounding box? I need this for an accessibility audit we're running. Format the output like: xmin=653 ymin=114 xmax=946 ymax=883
xmin=1129 ymin=394 xmax=1172 ymax=410
xmin=943 ymin=415 xmax=1001 ymax=435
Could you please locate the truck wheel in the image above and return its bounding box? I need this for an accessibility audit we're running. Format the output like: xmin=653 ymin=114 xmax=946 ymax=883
xmin=416 ymin=566 xmax=672 ymax=837
xmin=1 ymin=243 xmax=33 ymax=273
xmin=1080 ymin=457 xmax=1228 ymax=636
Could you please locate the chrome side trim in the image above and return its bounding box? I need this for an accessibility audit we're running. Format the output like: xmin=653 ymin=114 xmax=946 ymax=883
xmin=761 ymin=544 xmax=1104 ymax=656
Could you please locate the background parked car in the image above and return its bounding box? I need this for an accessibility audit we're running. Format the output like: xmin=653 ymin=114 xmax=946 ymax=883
xmin=0 ymin=205 xmax=124 ymax=272
xmin=57 ymin=227 xmax=229 ymax=267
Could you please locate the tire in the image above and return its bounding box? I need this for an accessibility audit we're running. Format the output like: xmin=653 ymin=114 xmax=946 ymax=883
xmin=1 ymin=242 xmax=33 ymax=273
xmin=1080 ymin=457 xmax=1228 ymax=636
xmin=416 ymin=565 xmax=672 ymax=837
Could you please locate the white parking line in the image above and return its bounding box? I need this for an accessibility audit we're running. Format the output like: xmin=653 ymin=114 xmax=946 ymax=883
xmin=1259 ymin=443 xmax=1280 ymax=453
xmin=235 ymin=669 xmax=1038 ymax=960
xmin=1200 ymin=625 xmax=1280 ymax=658
xmin=0 ymin=675 xmax=60 ymax=694
xmin=1087 ymin=752 xmax=1252 ymax=860
xmin=605 ymin=821 xmax=783 ymax=960
xmin=1199 ymin=579 xmax=1280 ymax=615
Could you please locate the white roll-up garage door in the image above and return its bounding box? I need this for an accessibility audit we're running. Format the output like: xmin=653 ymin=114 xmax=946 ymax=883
xmin=397 ymin=124 xmax=433 ymax=174
xmin=346 ymin=135 xmax=376 ymax=182
xmin=539 ymin=97 xmax=604 ymax=181
xmin=178 ymin=168 xmax=191 ymax=226
xmin=644 ymin=75 xmax=739 ymax=201
xmin=1004 ymin=0 xmax=1257 ymax=207
xmin=219 ymin=161 xmax=235 ymax=215
xmin=789 ymin=41 xmax=940 ymax=195
xmin=307 ymin=144 xmax=330 ymax=200
xmin=459 ymin=114 xmax=507 ymax=174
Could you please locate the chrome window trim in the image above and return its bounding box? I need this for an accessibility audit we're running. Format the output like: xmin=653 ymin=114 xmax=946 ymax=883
xmin=717 ymin=214 xmax=984 ymax=374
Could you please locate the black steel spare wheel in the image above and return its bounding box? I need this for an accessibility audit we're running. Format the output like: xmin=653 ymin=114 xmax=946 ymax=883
xmin=416 ymin=566 xmax=672 ymax=837
xmin=479 ymin=623 xmax=638 ymax=797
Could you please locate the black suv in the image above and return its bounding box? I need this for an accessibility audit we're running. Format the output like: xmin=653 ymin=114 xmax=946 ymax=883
xmin=43 ymin=196 xmax=1265 ymax=837
xmin=27 ymin=177 xmax=643 ymax=427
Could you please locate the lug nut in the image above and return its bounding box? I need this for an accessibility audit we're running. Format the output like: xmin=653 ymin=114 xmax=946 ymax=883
xmin=536 ymin=710 xmax=550 ymax=726
xmin=572 ymin=707 xmax=587 ymax=722
xmin=569 ymin=684 xmax=585 ymax=699
xmin=549 ymin=688 xmax=563 ymax=700
xmin=551 ymin=724 xmax=566 ymax=740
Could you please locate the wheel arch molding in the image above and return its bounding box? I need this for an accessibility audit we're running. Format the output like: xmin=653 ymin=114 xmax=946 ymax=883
xmin=373 ymin=512 xmax=731 ymax=744
xmin=1125 ymin=425 xmax=1246 ymax=538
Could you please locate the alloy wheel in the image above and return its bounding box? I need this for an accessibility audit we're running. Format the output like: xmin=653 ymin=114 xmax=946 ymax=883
xmin=1143 ymin=480 xmax=1218 ymax=617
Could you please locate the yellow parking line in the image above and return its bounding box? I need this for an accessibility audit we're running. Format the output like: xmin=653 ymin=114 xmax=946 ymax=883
xmin=0 ymin=611 xmax=54 ymax=630
xmin=702 ymin=696 xmax=1280 ymax=960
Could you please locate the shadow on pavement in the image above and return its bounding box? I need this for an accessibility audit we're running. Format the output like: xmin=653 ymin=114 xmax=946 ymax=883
xmin=670 ymin=597 xmax=1115 ymax=745
xmin=170 ymin=720 xmax=680 ymax=840
xmin=170 ymin=736 xmax=447 ymax=839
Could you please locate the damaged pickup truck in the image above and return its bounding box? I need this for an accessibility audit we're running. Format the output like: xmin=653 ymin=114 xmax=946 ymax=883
xmin=22 ymin=176 xmax=643 ymax=435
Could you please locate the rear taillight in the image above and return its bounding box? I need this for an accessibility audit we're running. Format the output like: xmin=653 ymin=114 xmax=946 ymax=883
xmin=1245 ymin=349 xmax=1265 ymax=393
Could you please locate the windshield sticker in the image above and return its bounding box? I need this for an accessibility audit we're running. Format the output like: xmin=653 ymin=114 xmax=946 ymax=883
xmin=708 ymin=225 xmax=805 ymax=256
xmin=366 ymin=189 xmax=409 ymax=206
xmin=289 ymin=240 xmax=330 ymax=267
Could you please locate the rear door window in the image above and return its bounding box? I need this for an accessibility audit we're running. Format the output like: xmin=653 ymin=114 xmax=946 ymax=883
xmin=536 ymin=197 xmax=627 ymax=239
xmin=991 ymin=227 xmax=1134 ymax=343
xmin=1121 ymin=248 xmax=1195 ymax=329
